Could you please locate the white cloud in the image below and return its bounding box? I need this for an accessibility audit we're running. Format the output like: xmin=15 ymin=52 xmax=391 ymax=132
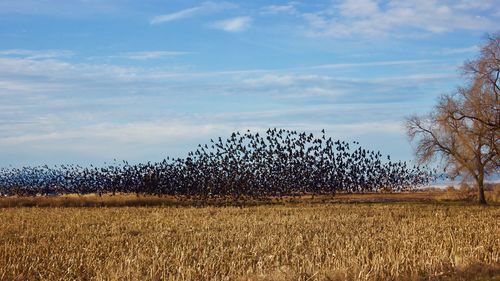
xmin=0 ymin=116 xmax=408 ymax=166
xmin=0 ymin=53 xmax=456 ymax=144
xmin=437 ymin=46 xmax=479 ymax=55
xmin=210 ymin=16 xmax=252 ymax=32
xmin=339 ymin=0 xmax=379 ymax=17
xmin=0 ymin=80 xmax=66 ymax=93
xmin=0 ymin=122 xmax=230 ymax=145
xmin=116 ymin=51 xmax=191 ymax=60
xmin=0 ymin=49 xmax=73 ymax=59
xmin=0 ymin=53 xmax=449 ymax=91
xmin=0 ymin=108 xmax=406 ymax=147
xmin=304 ymin=59 xmax=433 ymax=70
xmin=242 ymin=74 xmax=330 ymax=87
xmin=298 ymin=87 xmax=345 ymax=99
xmin=150 ymin=1 xmax=236 ymax=24
xmin=455 ymin=0 xmax=495 ymax=10
xmin=0 ymin=50 xmax=454 ymax=164
xmin=302 ymin=0 xmax=500 ymax=37
xmin=260 ymin=4 xmax=297 ymax=15
xmin=150 ymin=6 xmax=202 ymax=24
xmin=369 ymin=73 xmax=458 ymax=83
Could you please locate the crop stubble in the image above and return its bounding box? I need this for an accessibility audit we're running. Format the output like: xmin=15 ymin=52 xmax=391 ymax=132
xmin=0 ymin=204 xmax=499 ymax=280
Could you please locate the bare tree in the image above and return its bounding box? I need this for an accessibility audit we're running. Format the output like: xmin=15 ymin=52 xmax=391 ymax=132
xmin=406 ymin=33 xmax=500 ymax=204
xmin=460 ymin=32 xmax=500 ymax=131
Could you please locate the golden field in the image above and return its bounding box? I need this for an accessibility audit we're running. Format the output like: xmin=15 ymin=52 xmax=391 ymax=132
xmin=0 ymin=201 xmax=499 ymax=281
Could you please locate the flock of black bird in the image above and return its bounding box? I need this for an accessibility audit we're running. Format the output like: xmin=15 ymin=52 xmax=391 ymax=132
xmin=0 ymin=129 xmax=435 ymax=199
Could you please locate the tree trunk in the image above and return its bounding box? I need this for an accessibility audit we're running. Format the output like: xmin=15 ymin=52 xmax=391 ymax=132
xmin=477 ymin=173 xmax=487 ymax=205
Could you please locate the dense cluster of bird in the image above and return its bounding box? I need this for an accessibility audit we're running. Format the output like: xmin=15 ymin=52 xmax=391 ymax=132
xmin=0 ymin=129 xmax=435 ymax=199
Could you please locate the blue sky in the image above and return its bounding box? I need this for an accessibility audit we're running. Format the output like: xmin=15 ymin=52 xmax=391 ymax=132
xmin=0 ymin=0 xmax=499 ymax=166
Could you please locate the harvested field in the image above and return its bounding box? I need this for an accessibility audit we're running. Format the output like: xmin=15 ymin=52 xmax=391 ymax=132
xmin=1 ymin=203 xmax=499 ymax=280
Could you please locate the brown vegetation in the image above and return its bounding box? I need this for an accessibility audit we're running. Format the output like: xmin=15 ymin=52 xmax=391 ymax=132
xmin=436 ymin=183 xmax=500 ymax=203
xmin=1 ymin=202 xmax=499 ymax=280
xmin=1 ymin=190 xmax=499 ymax=208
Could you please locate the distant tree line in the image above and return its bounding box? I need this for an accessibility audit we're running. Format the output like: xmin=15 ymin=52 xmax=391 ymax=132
xmin=0 ymin=129 xmax=434 ymax=199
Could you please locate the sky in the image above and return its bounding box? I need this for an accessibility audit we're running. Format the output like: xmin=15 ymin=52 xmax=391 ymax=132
xmin=0 ymin=0 xmax=499 ymax=167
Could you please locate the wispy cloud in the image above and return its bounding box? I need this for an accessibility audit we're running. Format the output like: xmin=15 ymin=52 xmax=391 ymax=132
xmin=0 ymin=55 xmax=444 ymax=88
xmin=455 ymin=0 xmax=496 ymax=10
xmin=0 ymin=114 xmax=409 ymax=166
xmin=339 ymin=0 xmax=379 ymax=17
xmin=0 ymin=79 xmax=66 ymax=93
xmin=210 ymin=16 xmax=252 ymax=32
xmin=116 ymin=51 xmax=192 ymax=60
xmin=0 ymin=121 xmax=229 ymax=145
xmin=302 ymin=0 xmax=500 ymax=37
xmin=242 ymin=74 xmax=330 ymax=87
xmin=302 ymin=59 xmax=434 ymax=70
xmin=150 ymin=6 xmax=202 ymax=24
xmin=0 ymin=0 xmax=123 ymax=17
xmin=0 ymin=49 xmax=73 ymax=59
xmin=436 ymin=46 xmax=479 ymax=55
xmin=0 ymin=119 xmax=404 ymax=146
xmin=0 ymin=51 xmax=461 ymax=164
xmin=260 ymin=3 xmax=297 ymax=15
xmin=150 ymin=1 xmax=236 ymax=24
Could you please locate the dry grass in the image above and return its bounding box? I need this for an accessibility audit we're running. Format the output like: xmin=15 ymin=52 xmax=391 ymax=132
xmin=1 ymin=204 xmax=499 ymax=280
xmin=435 ymin=183 xmax=500 ymax=204
xmin=1 ymin=190 xmax=498 ymax=208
